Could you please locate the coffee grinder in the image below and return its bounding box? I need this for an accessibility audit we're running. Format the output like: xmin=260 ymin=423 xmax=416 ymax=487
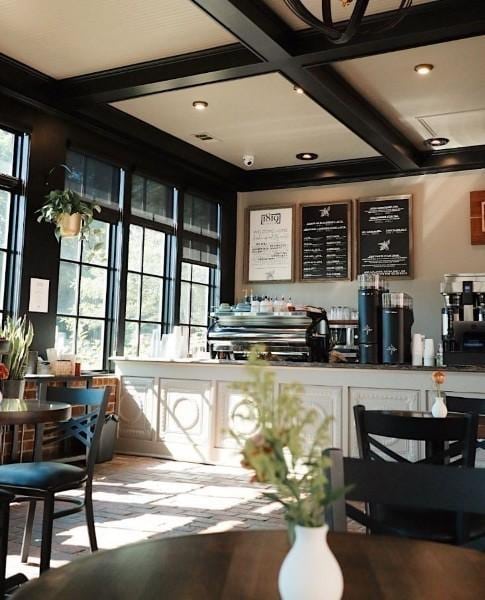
xmin=358 ymin=273 xmax=388 ymax=364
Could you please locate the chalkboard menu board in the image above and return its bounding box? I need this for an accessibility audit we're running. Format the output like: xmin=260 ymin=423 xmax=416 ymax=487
xmin=357 ymin=195 xmax=413 ymax=278
xmin=300 ymin=201 xmax=352 ymax=281
xmin=246 ymin=206 xmax=294 ymax=282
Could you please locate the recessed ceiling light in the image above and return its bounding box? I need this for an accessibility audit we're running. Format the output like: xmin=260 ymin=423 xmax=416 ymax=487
xmin=426 ymin=137 xmax=449 ymax=147
xmin=192 ymin=101 xmax=208 ymax=111
xmin=414 ymin=63 xmax=434 ymax=75
xmin=296 ymin=152 xmax=318 ymax=161
xmin=293 ymin=85 xmax=305 ymax=95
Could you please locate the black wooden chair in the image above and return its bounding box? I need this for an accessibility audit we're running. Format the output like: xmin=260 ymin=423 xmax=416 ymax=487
xmin=0 ymin=386 xmax=110 ymax=573
xmin=446 ymin=395 xmax=485 ymax=453
xmin=326 ymin=449 xmax=485 ymax=546
xmin=351 ymin=404 xmax=485 ymax=544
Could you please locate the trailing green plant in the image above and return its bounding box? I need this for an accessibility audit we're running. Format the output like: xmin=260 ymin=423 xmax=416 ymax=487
xmin=0 ymin=316 xmax=34 ymax=380
xmin=230 ymin=348 xmax=343 ymax=528
xmin=37 ymin=189 xmax=101 ymax=241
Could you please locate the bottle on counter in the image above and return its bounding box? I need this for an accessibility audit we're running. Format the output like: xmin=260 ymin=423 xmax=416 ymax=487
xmin=287 ymin=297 xmax=295 ymax=312
xmin=250 ymin=293 xmax=260 ymax=313
xmin=436 ymin=342 xmax=444 ymax=367
xmin=279 ymin=297 xmax=288 ymax=312
xmin=260 ymin=296 xmax=273 ymax=313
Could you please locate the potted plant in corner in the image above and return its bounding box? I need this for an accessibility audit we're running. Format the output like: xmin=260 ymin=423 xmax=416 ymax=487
xmin=1 ymin=316 xmax=34 ymax=400
xmin=230 ymin=349 xmax=344 ymax=600
xmin=37 ymin=189 xmax=101 ymax=240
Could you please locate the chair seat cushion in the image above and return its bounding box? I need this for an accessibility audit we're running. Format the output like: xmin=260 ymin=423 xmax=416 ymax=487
xmin=372 ymin=505 xmax=485 ymax=543
xmin=0 ymin=462 xmax=87 ymax=492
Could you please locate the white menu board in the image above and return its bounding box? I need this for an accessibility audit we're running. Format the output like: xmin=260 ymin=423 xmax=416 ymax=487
xmin=247 ymin=206 xmax=294 ymax=282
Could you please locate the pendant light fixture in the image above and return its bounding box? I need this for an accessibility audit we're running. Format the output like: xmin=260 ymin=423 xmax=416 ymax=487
xmin=283 ymin=0 xmax=414 ymax=45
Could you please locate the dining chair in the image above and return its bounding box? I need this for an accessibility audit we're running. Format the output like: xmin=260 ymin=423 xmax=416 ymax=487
xmin=0 ymin=386 xmax=110 ymax=573
xmin=326 ymin=448 xmax=485 ymax=546
xmin=351 ymin=404 xmax=485 ymax=544
xmin=446 ymin=395 xmax=485 ymax=453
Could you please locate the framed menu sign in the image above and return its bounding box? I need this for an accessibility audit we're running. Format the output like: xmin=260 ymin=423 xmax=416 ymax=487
xmin=300 ymin=201 xmax=352 ymax=281
xmin=246 ymin=206 xmax=294 ymax=282
xmin=357 ymin=194 xmax=413 ymax=278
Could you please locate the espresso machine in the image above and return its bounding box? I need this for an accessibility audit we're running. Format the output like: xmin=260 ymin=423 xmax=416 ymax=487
xmin=441 ymin=273 xmax=485 ymax=365
xmin=208 ymin=307 xmax=330 ymax=362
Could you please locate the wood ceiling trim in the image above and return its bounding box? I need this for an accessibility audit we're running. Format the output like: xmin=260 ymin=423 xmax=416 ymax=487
xmin=58 ymin=44 xmax=274 ymax=106
xmin=192 ymin=0 xmax=421 ymax=171
xmin=241 ymin=145 xmax=485 ymax=192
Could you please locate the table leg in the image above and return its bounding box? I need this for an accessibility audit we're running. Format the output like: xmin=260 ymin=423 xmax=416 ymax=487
xmin=33 ymin=424 xmax=44 ymax=461
xmin=11 ymin=425 xmax=19 ymax=463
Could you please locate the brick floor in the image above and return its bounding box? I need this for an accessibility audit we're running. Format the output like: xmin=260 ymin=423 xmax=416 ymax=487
xmin=6 ymin=454 xmax=287 ymax=581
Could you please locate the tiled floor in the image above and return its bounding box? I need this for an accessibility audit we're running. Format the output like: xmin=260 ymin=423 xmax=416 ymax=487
xmin=6 ymin=454 xmax=286 ymax=580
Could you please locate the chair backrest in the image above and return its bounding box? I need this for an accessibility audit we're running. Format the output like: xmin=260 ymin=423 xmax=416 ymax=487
xmin=445 ymin=395 xmax=485 ymax=415
xmin=353 ymin=404 xmax=478 ymax=466
xmin=326 ymin=448 xmax=485 ymax=535
xmin=46 ymin=386 xmax=111 ymax=477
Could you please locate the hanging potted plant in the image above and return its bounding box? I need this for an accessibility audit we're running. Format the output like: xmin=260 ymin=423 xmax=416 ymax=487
xmin=37 ymin=189 xmax=101 ymax=240
xmin=0 ymin=316 xmax=34 ymax=400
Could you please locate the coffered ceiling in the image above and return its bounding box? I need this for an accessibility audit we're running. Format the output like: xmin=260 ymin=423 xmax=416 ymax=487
xmin=0 ymin=0 xmax=484 ymax=190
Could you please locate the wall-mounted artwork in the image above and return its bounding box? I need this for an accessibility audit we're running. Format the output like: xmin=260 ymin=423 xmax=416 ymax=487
xmin=470 ymin=190 xmax=485 ymax=245
xmin=356 ymin=194 xmax=413 ymax=279
xmin=245 ymin=206 xmax=294 ymax=282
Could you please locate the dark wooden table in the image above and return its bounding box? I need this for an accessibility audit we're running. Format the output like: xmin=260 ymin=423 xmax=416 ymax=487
xmin=11 ymin=530 xmax=485 ymax=600
xmin=478 ymin=416 xmax=485 ymax=438
xmin=0 ymin=399 xmax=72 ymax=462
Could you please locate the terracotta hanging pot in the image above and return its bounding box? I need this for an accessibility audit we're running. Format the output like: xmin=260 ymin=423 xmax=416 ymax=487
xmin=57 ymin=212 xmax=82 ymax=237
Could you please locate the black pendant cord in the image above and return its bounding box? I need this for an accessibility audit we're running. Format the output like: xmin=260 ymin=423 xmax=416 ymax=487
xmin=284 ymin=0 xmax=414 ymax=45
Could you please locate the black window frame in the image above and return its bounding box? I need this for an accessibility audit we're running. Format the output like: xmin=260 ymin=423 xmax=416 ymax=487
xmin=0 ymin=124 xmax=29 ymax=320
xmin=55 ymin=149 xmax=123 ymax=370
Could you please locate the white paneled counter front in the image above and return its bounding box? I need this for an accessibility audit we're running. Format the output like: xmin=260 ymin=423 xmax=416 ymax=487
xmin=112 ymin=358 xmax=485 ymax=465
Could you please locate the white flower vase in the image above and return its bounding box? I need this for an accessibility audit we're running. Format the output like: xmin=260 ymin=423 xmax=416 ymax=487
xmin=278 ymin=525 xmax=343 ymax=600
xmin=431 ymin=395 xmax=448 ymax=418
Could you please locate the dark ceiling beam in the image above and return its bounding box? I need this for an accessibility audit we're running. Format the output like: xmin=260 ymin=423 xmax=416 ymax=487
xmin=57 ymin=1 xmax=485 ymax=110
xmin=242 ymin=145 xmax=485 ymax=192
xmin=0 ymin=53 xmax=244 ymax=192
xmin=58 ymin=44 xmax=274 ymax=106
xmin=291 ymin=0 xmax=485 ymax=65
xmin=192 ymin=0 xmax=420 ymax=171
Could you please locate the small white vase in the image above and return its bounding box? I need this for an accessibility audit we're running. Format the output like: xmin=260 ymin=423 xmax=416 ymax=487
xmin=278 ymin=525 xmax=343 ymax=600
xmin=431 ymin=395 xmax=448 ymax=418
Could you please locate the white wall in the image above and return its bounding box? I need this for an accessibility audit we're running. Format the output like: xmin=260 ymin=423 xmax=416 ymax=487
xmin=235 ymin=169 xmax=485 ymax=342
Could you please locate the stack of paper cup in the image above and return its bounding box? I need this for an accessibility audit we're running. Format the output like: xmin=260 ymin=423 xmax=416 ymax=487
xmin=423 ymin=338 xmax=435 ymax=367
xmin=412 ymin=334 xmax=425 ymax=366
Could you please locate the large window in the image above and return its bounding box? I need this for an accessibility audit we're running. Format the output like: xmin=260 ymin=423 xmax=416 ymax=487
xmin=0 ymin=126 xmax=28 ymax=320
xmin=179 ymin=193 xmax=220 ymax=354
xmin=65 ymin=149 xmax=121 ymax=208
xmin=123 ymin=174 xmax=175 ymax=357
xmin=55 ymin=150 xmax=121 ymax=369
xmin=124 ymin=224 xmax=173 ymax=356
xmin=56 ymin=221 xmax=113 ymax=370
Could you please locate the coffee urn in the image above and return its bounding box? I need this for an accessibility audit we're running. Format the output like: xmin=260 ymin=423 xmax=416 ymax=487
xmin=381 ymin=293 xmax=413 ymax=364
xmin=358 ymin=274 xmax=388 ymax=364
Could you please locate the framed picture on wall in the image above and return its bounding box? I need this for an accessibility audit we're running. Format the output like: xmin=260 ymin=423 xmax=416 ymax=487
xmin=356 ymin=194 xmax=413 ymax=278
xmin=245 ymin=205 xmax=295 ymax=282
xmin=299 ymin=200 xmax=352 ymax=281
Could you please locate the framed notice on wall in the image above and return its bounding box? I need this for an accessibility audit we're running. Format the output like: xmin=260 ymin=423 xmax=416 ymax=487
xmin=245 ymin=206 xmax=294 ymax=282
xmin=299 ymin=201 xmax=352 ymax=281
xmin=357 ymin=194 xmax=413 ymax=278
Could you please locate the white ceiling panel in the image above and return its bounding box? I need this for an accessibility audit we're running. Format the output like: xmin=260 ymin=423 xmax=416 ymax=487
xmin=112 ymin=73 xmax=379 ymax=169
xmin=0 ymin=0 xmax=236 ymax=79
xmin=264 ymin=0 xmax=437 ymax=31
xmin=335 ymin=36 xmax=485 ymax=148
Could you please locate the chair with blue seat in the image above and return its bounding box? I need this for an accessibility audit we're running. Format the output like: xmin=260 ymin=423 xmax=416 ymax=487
xmin=0 ymin=386 xmax=110 ymax=573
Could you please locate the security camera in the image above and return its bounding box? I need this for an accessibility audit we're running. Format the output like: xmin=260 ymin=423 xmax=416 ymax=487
xmin=243 ymin=154 xmax=255 ymax=168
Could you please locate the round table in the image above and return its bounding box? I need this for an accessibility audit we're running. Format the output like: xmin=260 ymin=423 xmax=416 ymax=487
xmin=0 ymin=399 xmax=72 ymax=426
xmin=11 ymin=530 xmax=485 ymax=599
xmin=0 ymin=399 xmax=72 ymax=462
